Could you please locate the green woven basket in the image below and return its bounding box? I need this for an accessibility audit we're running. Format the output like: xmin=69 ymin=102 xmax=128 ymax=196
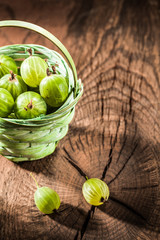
xmin=0 ymin=20 xmax=83 ymax=162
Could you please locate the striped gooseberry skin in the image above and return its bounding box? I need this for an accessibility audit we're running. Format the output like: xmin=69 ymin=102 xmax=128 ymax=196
xmin=82 ymin=178 xmax=109 ymax=206
xmin=14 ymin=91 xmax=47 ymax=119
xmin=0 ymin=55 xmax=18 ymax=78
xmin=34 ymin=187 xmax=61 ymax=214
xmin=0 ymin=73 xmax=27 ymax=100
xmin=0 ymin=88 xmax=14 ymax=117
xmin=20 ymin=56 xmax=48 ymax=87
xmin=39 ymin=74 xmax=69 ymax=107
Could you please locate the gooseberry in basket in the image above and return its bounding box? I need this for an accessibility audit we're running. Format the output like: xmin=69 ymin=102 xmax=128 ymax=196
xmin=0 ymin=55 xmax=18 ymax=78
xmin=14 ymin=91 xmax=47 ymax=119
xmin=0 ymin=71 xmax=27 ymax=100
xmin=39 ymin=72 xmax=69 ymax=108
xmin=20 ymin=52 xmax=48 ymax=87
xmin=0 ymin=88 xmax=14 ymax=117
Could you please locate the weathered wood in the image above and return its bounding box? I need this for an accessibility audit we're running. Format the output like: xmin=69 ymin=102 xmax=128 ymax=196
xmin=0 ymin=0 xmax=160 ymax=239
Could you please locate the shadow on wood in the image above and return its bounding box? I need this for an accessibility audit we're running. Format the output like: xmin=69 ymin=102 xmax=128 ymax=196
xmin=5 ymin=124 xmax=159 ymax=239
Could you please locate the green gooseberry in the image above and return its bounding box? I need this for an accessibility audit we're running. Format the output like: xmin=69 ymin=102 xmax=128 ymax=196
xmin=39 ymin=72 xmax=69 ymax=108
xmin=0 ymin=55 xmax=18 ymax=78
xmin=30 ymin=173 xmax=61 ymax=214
xmin=0 ymin=71 xmax=27 ymax=100
xmin=14 ymin=91 xmax=47 ymax=119
xmin=20 ymin=55 xmax=48 ymax=87
xmin=82 ymin=177 xmax=109 ymax=206
xmin=0 ymin=88 xmax=14 ymax=117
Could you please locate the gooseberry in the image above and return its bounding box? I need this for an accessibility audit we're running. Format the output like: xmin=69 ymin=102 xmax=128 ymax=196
xmin=39 ymin=73 xmax=68 ymax=107
xmin=0 ymin=55 xmax=18 ymax=78
xmin=14 ymin=91 xmax=47 ymax=119
xmin=30 ymin=173 xmax=61 ymax=214
xmin=20 ymin=55 xmax=48 ymax=87
xmin=82 ymin=178 xmax=109 ymax=206
xmin=0 ymin=88 xmax=14 ymax=117
xmin=0 ymin=71 xmax=27 ymax=100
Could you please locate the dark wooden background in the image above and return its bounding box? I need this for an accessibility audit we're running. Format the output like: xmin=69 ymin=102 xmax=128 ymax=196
xmin=0 ymin=0 xmax=160 ymax=239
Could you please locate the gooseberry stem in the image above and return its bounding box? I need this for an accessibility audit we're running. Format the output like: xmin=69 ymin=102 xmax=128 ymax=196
xmin=52 ymin=65 xmax=56 ymax=74
xmin=100 ymin=197 xmax=105 ymax=203
xmin=9 ymin=71 xmax=15 ymax=81
xmin=30 ymin=172 xmax=39 ymax=188
xmin=27 ymin=48 xmax=33 ymax=56
xmin=27 ymin=100 xmax=33 ymax=109
xmin=46 ymin=68 xmax=51 ymax=76
xmin=85 ymin=176 xmax=89 ymax=180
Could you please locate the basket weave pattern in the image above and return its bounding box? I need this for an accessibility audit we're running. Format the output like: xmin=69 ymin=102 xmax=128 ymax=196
xmin=0 ymin=24 xmax=83 ymax=162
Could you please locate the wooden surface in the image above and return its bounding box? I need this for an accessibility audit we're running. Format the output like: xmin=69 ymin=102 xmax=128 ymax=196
xmin=0 ymin=0 xmax=160 ymax=239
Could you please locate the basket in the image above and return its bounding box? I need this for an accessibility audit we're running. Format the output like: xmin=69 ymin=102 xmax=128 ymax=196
xmin=0 ymin=20 xmax=83 ymax=162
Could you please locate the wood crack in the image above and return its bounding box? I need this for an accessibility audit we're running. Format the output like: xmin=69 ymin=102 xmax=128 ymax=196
xmin=116 ymin=118 xmax=127 ymax=163
xmin=129 ymin=86 xmax=133 ymax=115
xmin=122 ymin=184 xmax=159 ymax=190
xmin=63 ymin=147 xmax=87 ymax=179
xmin=101 ymin=147 xmax=112 ymax=181
xmin=79 ymin=205 xmax=95 ymax=240
xmin=108 ymin=142 xmax=138 ymax=185
xmin=109 ymin=196 xmax=146 ymax=221
xmin=101 ymin=119 xmax=120 ymax=180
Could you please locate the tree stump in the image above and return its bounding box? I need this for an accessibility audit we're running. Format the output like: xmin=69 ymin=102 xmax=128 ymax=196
xmin=0 ymin=0 xmax=160 ymax=239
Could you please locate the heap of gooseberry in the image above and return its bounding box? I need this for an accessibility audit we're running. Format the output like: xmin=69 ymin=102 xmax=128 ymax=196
xmin=0 ymin=49 xmax=69 ymax=119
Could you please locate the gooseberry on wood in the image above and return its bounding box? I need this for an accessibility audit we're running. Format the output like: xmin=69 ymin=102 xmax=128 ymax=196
xmin=30 ymin=173 xmax=61 ymax=214
xmin=82 ymin=178 xmax=109 ymax=206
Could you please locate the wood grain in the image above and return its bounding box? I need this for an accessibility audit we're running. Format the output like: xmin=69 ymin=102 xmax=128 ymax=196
xmin=0 ymin=0 xmax=160 ymax=239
